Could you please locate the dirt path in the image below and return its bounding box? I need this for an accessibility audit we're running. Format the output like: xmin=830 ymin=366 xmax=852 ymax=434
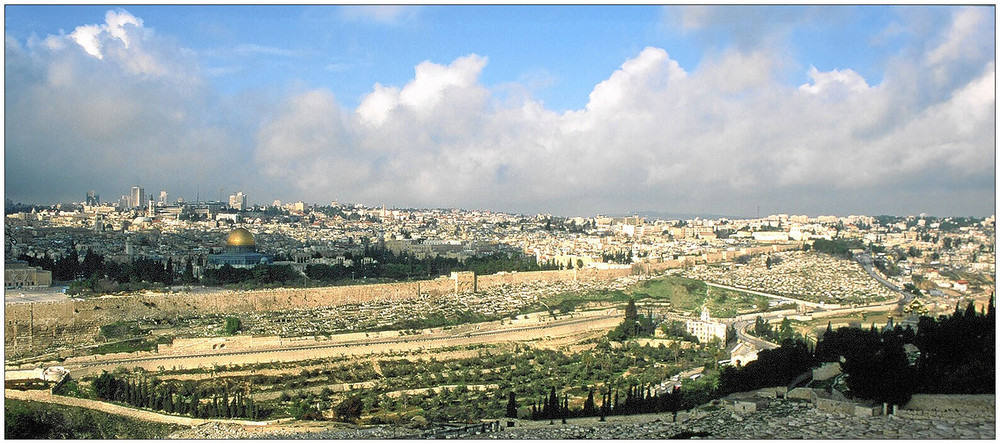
xmin=68 ymin=313 xmax=619 ymax=377
xmin=383 ymin=383 xmax=499 ymax=398
xmin=4 ymin=389 xmax=267 ymax=427
xmin=254 ymin=380 xmax=380 ymax=401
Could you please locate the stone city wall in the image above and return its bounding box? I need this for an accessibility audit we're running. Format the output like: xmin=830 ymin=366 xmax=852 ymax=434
xmin=4 ymin=248 xmax=772 ymax=355
xmin=634 ymin=243 xmax=803 ymax=274
xmin=5 ymin=276 xmax=451 ymax=354
xmin=5 ymin=265 xmax=636 ymax=355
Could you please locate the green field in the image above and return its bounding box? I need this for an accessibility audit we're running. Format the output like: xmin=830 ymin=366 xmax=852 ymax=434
xmin=632 ymin=276 xmax=759 ymax=318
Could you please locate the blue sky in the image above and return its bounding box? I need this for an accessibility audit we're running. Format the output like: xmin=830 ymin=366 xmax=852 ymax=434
xmin=4 ymin=5 xmax=995 ymax=217
xmin=1 ymin=5 xmax=904 ymax=109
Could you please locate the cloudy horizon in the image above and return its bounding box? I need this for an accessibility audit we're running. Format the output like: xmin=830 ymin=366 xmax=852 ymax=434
xmin=4 ymin=5 xmax=995 ymax=218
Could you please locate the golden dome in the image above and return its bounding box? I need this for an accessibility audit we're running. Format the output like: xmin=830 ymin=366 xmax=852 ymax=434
xmin=226 ymin=228 xmax=255 ymax=247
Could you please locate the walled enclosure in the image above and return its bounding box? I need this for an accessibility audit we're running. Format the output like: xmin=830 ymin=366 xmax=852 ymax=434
xmin=5 ymin=266 xmax=636 ymax=354
xmin=5 ymin=243 xmax=802 ymax=355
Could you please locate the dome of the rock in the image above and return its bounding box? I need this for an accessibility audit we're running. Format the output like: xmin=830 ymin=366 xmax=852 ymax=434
xmin=226 ymin=228 xmax=255 ymax=247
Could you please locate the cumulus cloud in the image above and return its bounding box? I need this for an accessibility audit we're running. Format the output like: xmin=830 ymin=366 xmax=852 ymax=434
xmin=6 ymin=7 xmax=994 ymax=217
xmin=799 ymin=66 xmax=870 ymax=95
xmin=356 ymin=54 xmax=488 ymax=125
xmin=5 ymin=9 xmax=242 ymax=206
xmin=253 ymin=26 xmax=992 ymax=216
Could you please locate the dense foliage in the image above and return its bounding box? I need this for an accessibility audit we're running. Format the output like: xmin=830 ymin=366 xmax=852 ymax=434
xmin=5 ymin=399 xmax=179 ymax=439
xmin=807 ymin=238 xmax=863 ymax=258
xmin=752 ymin=316 xmax=804 ymax=344
xmin=721 ymin=298 xmax=995 ymax=406
xmin=90 ymin=370 xmax=265 ymax=420
xmin=607 ymin=298 xmax=657 ymax=341
xmin=717 ymin=339 xmax=815 ymax=396
xmin=912 ymin=300 xmax=995 ymax=394
xmin=24 ymin=244 xmax=562 ymax=293
xmin=224 ymin=317 xmax=242 ymax=335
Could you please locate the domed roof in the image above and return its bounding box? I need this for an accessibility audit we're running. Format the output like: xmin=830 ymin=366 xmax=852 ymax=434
xmin=226 ymin=228 xmax=255 ymax=247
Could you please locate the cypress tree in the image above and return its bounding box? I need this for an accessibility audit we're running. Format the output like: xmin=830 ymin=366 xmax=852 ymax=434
xmin=964 ymin=300 xmax=977 ymax=318
xmin=188 ymin=394 xmax=199 ymax=418
xmin=505 ymin=392 xmax=518 ymax=419
xmin=124 ymin=380 xmax=134 ymax=406
xmin=165 ymin=257 xmax=174 ymax=285
xmin=599 ymin=388 xmax=607 ymax=421
xmin=547 ymin=387 xmax=558 ymax=419
xmin=583 ymin=388 xmax=595 ymax=416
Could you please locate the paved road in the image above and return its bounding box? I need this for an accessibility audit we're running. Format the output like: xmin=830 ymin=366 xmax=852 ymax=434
xmin=854 ymin=252 xmax=914 ymax=307
xmin=732 ymin=316 xmax=781 ymax=350
xmin=730 ymin=252 xmax=916 ymax=350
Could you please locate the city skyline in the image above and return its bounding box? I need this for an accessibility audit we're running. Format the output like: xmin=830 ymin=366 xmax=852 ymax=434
xmin=4 ymin=5 xmax=996 ymax=217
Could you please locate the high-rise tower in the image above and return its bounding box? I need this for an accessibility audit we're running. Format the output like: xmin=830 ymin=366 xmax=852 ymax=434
xmin=85 ymin=190 xmax=100 ymax=206
xmin=229 ymin=191 xmax=247 ymax=211
xmin=130 ymin=186 xmax=145 ymax=209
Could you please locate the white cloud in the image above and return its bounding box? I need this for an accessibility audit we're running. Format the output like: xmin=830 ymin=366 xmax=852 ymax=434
xmin=6 ymin=7 xmax=994 ymax=217
xmin=67 ymin=9 xmax=143 ymax=60
xmin=103 ymin=9 xmax=142 ymax=48
xmin=926 ymin=7 xmax=987 ymax=66
xmin=339 ymin=5 xmax=419 ymax=25
xmin=69 ymin=24 xmax=104 ymax=58
xmin=356 ymin=54 xmax=488 ymax=125
xmin=5 ymin=9 xmax=240 ymax=205
xmin=799 ymin=66 xmax=870 ymax=95
xmin=251 ymin=32 xmax=994 ymax=215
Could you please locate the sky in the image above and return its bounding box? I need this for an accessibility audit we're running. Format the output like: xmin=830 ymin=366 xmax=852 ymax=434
xmin=4 ymin=5 xmax=996 ymax=217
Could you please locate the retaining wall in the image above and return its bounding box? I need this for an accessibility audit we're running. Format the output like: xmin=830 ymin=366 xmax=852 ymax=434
xmin=904 ymin=394 xmax=995 ymax=414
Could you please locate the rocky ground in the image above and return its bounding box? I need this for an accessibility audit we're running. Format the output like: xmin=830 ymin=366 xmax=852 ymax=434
xmin=168 ymin=398 xmax=995 ymax=440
